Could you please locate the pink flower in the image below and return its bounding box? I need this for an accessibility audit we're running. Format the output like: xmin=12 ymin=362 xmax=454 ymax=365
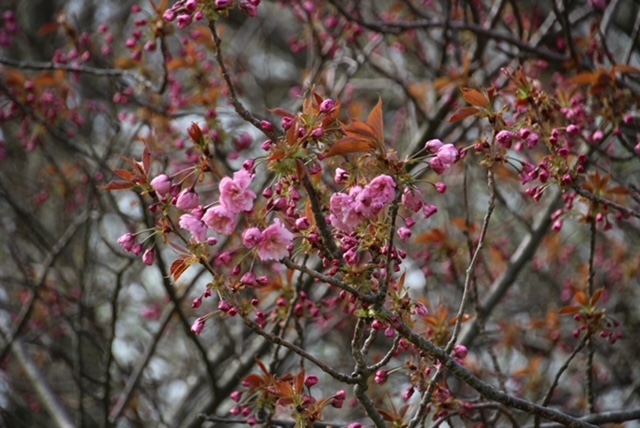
xmin=242 ymin=227 xmax=263 ymax=248
xmin=430 ymin=144 xmax=460 ymax=174
xmin=295 ymin=217 xmax=311 ymax=230
xmin=142 ymin=248 xmax=155 ymax=265
xmin=185 ymin=0 xmax=198 ymax=13
xmin=425 ymin=138 xmax=444 ymax=152
xmin=402 ymin=187 xmax=423 ymax=213
xmin=179 ymin=214 xmax=208 ymax=242
xmin=329 ymin=192 xmax=360 ymax=233
xmin=374 ymin=370 xmax=388 ymax=385
xmin=335 ymin=168 xmax=349 ymax=184
xmin=566 ymin=124 xmax=580 ymax=135
xmin=191 ymin=317 xmax=206 ymax=335
xmin=256 ymin=219 xmax=294 ymax=261
xmin=150 ymin=174 xmax=171 ymax=196
xmin=203 ymin=205 xmax=238 ymax=235
xmin=415 ymin=302 xmax=429 ymax=318
xmin=398 ymin=227 xmax=412 ymax=242
xmin=176 ymin=14 xmax=193 ymax=29
xmin=423 ymin=204 xmax=438 ymax=219
xmin=176 ymin=188 xmax=200 ymax=210
xmin=320 ymin=98 xmax=335 ymax=113
xmin=453 ymin=344 xmax=468 ymax=359
xmin=435 ymin=182 xmax=447 ymax=194
xmin=117 ymin=233 xmax=136 ymax=252
xmin=230 ymin=391 xmax=243 ymax=402
xmin=163 ymin=9 xmax=176 ymax=22
xmin=496 ymin=130 xmax=514 ymax=148
xmin=219 ymin=169 xmax=256 ymax=214
xmin=216 ymin=0 xmax=233 ymax=7
xmin=366 ymin=175 xmax=396 ymax=205
xmin=304 ymin=375 xmax=319 ymax=387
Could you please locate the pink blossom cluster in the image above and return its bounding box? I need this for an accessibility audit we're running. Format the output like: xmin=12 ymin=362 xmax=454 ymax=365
xmin=425 ymin=139 xmax=460 ymax=174
xmin=163 ymin=0 xmax=262 ymax=27
xmin=242 ymin=219 xmax=294 ymax=261
xmin=175 ymin=168 xmax=257 ymax=242
xmin=0 ymin=11 xmax=19 ymax=48
xmin=329 ymin=175 xmax=397 ymax=233
xmin=163 ymin=0 xmax=204 ymax=28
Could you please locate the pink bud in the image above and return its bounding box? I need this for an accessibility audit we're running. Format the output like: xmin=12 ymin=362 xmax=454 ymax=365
xmin=397 ymin=227 xmax=412 ymax=242
xmin=295 ymin=217 xmax=311 ymax=230
xmin=117 ymin=233 xmax=136 ymax=252
xmin=320 ymin=98 xmax=335 ymax=113
xmin=260 ymin=120 xmax=273 ymax=132
xmin=191 ymin=317 xmax=206 ymax=335
xmin=143 ymin=247 xmax=156 ymax=265
xmin=425 ymin=138 xmax=443 ymax=153
xmin=453 ymin=344 xmax=468 ymax=359
xmin=435 ymin=182 xmax=447 ymax=193
xmin=218 ymin=300 xmax=231 ymax=312
xmin=150 ymin=174 xmax=172 ymax=196
xmin=304 ymin=375 xmax=319 ymax=387
xmin=566 ymin=124 xmax=580 ymax=135
xmin=415 ymin=302 xmax=429 ymax=318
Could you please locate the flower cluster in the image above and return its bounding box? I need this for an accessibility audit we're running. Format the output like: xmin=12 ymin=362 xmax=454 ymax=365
xmin=425 ymin=139 xmax=460 ymax=174
xmin=329 ymin=175 xmax=397 ymax=233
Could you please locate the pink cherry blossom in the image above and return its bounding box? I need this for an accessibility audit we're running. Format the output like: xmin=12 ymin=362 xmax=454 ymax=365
xmin=430 ymin=144 xmax=459 ymax=174
xmin=329 ymin=192 xmax=360 ymax=233
xmin=402 ymin=187 xmax=424 ymax=213
xmin=425 ymin=138 xmax=444 ymax=152
xmin=117 ymin=233 xmax=136 ymax=252
xmin=176 ymin=188 xmax=200 ymax=210
xmin=496 ymin=130 xmax=514 ymax=148
xmin=179 ymin=213 xmax=208 ymax=243
xmin=366 ymin=175 xmax=396 ymax=206
xmin=335 ymin=168 xmax=349 ymax=184
xmin=320 ymin=98 xmax=335 ymax=113
xmin=191 ymin=316 xmax=206 ymax=335
xmin=256 ymin=219 xmax=294 ymax=261
xmin=142 ymin=248 xmax=155 ymax=265
xmin=242 ymin=227 xmax=263 ymax=248
xmin=397 ymin=227 xmax=412 ymax=242
xmin=203 ymin=205 xmax=238 ymax=236
xmin=150 ymin=174 xmax=171 ymax=196
xmin=219 ymin=169 xmax=256 ymax=214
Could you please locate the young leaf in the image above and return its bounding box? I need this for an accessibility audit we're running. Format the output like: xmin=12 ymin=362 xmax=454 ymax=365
xmin=461 ymin=88 xmax=489 ymax=108
xmin=449 ymin=107 xmax=479 ymax=123
xmin=367 ymin=97 xmax=385 ymax=147
xmin=325 ymin=139 xmax=375 ymax=158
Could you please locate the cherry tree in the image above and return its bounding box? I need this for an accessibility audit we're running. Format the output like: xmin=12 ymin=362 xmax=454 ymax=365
xmin=1 ymin=1 xmax=640 ymax=427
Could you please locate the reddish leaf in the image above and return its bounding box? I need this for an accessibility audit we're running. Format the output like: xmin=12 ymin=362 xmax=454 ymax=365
xmin=275 ymin=380 xmax=294 ymax=398
xmin=268 ymin=108 xmax=295 ymax=118
xmin=112 ymin=169 xmax=137 ymax=182
xmin=461 ymin=88 xmax=488 ymax=108
xmin=558 ymin=306 xmax=581 ymax=315
xmin=570 ymin=72 xmax=599 ymax=86
xmin=449 ymin=107 xmax=479 ymax=123
xmin=366 ymin=97 xmax=385 ymax=146
xmin=103 ymin=180 xmax=136 ymax=191
xmin=143 ymin=141 xmax=151 ymax=175
xmin=342 ymin=120 xmax=378 ymax=142
xmin=574 ymin=290 xmax=588 ymax=306
xmin=295 ymin=370 xmax=305 ymax=394
xmin=242 ymin=374 xmax=265 ymax=390
xmin=325 ymin=139 xmax=375 ymax=157
xmin=170 ymin=258 xmax=191 ymax=282
xmin=590 ymin=288 xmax=605 ymax=306
xmin=396 ymin=271 xmax=407 ymax=293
